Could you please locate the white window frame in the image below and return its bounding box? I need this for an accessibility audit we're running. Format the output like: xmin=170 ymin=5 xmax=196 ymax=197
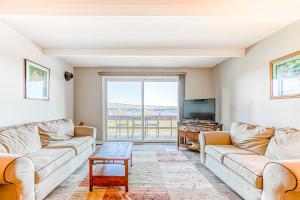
xmin=101 ymin=75 xmax=179 ymax=143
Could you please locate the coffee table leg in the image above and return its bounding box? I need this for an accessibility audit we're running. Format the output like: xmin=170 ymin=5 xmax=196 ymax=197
xmin=89 ymin=160 xmax=93 ymax=192
xmin=125 ymin=160 xmax=129 ymax=192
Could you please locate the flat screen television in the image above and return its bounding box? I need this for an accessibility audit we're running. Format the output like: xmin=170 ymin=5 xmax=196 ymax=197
xmin=183 ymin=98 xmax=215 ymax=121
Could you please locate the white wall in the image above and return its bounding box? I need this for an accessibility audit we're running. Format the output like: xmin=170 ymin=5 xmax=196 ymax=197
xmin=214 ymin=20 xmax=300 ymax=130
xmin=0 ymin=22 xmax=73 ymax=126
xmin=74 ymin=67 xmax=214 ymax=141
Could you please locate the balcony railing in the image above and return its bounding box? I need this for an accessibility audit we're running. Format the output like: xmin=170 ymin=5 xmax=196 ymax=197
xmin=107 ymin=115 xmax=178 ymax=140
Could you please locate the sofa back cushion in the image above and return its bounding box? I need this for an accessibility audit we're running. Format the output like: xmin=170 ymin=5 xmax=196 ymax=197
xmin=265 ymin=128 xmax=300 ymax=160
xmin=230 ymin=122 xmax=275 ymax=155
xmin=0 ymin=123 xmax=41 ymax=154
xmin=38 ymin=119 xmax=74 ymax=146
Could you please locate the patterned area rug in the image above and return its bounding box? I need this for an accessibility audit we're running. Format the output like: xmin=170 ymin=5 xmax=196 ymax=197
xmin=67 ymin=150 xmax=230 ymax=200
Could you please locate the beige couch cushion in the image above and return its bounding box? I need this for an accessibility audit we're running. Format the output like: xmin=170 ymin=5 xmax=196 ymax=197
xmin=0 ymin=124 xmax=41 ymax=154
xmin=38 ymin=119 xmax=75 ymax=146
xmin=205 ymin=145 xmax=255 ymax=163
xmin=230 ymin=122 xmax=275 ymax=155
xmin=265 ymin=128 xmax=300 ymax=160
xmin=223 ymin=154 xmax=272 ymax=189
xmin=44 ymin=136 xmax=93 ymax=155
xmin=28 ymin=148 xmax=75 ymax=183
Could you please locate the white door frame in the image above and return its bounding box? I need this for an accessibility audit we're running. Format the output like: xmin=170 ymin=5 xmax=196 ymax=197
xmin=101 ymin=75 xmax=179 ymax=143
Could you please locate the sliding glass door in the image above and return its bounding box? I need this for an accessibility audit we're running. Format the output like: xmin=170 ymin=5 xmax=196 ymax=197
xmin=104 ymin=77 xmax=179 ymax=142
xmin=144 ymin=81 xmax=178 ymax=141
xmin=106 ymin=81 xmax=143 ymax=141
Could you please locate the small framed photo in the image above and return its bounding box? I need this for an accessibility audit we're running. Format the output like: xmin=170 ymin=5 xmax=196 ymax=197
xmin=270 ymin=51 xmax=300 ymax=99
xmin=25 ymin=59 xmax=50 ymax=100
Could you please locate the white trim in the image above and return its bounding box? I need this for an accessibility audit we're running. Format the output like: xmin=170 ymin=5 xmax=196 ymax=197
xmin=2 ymin=2 xmax=300 ymax=17
xmin=43 ymin=48 xmax=245 ymax=58
xmin=96 ymin=141 xmax=104 ymax=145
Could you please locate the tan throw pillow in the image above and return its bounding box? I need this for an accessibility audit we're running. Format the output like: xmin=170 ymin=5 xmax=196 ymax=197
xmin=0 ymin=124 xmax=41 ymax=154
xmin=38 ymin=119 xmax=74 ymax=146
xmin=265 ymin=128 xmax=300 ymax=160
xmin=230 ymin=122 xmax=275 ymax=155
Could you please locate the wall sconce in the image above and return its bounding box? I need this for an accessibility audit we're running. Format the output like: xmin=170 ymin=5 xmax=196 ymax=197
xmin=64 ymin=71 xmax=73 ymax=81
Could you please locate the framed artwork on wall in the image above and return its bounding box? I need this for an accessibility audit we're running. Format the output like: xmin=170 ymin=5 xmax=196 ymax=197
xmin=270 ymin=51 xmax=300 ymax=99
xmin=25 ymin=59 xmax=50 ymax=100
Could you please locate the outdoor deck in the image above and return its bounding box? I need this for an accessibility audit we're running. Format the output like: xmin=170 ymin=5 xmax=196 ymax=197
xmin=107 ymin=116 xmax=178 ymax=141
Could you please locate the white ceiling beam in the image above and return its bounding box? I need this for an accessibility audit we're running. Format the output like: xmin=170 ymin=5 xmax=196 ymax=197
xmin=43 ymin=48 xmax=245 ymax=58
xmin=1 ymin=0 xmax=300 ymax=17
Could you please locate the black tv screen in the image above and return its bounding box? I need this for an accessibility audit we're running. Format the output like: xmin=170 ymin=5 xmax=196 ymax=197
xmin=183 ymin=98 xmax=215 ymax=121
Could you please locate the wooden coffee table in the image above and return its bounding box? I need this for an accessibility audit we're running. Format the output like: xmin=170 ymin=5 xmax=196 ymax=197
xmin=89 ymin=142 xmax=133 ymax=192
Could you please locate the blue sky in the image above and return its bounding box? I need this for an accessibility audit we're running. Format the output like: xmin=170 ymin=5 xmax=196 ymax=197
xmin=107 ymin=81 xmax=178 ymax=106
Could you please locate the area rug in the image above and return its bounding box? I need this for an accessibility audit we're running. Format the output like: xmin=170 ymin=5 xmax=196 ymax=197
xmin=67 ymin=150 xmax=230 ymax=200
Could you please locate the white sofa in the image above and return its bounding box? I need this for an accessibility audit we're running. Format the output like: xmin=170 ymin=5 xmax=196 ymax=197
xmin=200 ymin=122 xmax=300 ymax=200
xmin=0 ymin=119 xmax=96 ymax=200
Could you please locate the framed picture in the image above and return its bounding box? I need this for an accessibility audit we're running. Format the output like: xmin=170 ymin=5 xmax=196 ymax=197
xmin=270 ymin=51 xmax=300 ymax=99
xmin=25 ymin=59 xmax=50 ymax=100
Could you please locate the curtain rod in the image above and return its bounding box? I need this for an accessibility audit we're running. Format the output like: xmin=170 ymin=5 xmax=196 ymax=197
xmin=98 ymin=72 xmax=187 ymax=76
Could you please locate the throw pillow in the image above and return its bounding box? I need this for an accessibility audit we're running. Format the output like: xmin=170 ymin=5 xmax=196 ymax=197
xmin=265 ymin=128 xmax=300 ymax=160
xmin=230 ymin=122 xmax=275 ymax=155
xmin=0 ymin=124 xmax=41 ymax=154
xmin=38 ymin=119 xmax=74 ymax=146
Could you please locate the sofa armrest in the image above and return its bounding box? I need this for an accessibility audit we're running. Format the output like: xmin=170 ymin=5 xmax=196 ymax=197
xmin=262 ymin=160 xmax=300 ymax=200
xmin=199 ymin=131 xmax=232 ymax=164
xmin=74 ymin=126 xmax=96 ymax=138
xmin=199 ymin=131 xmax=232 ymax=145
xmin=74 ymin=126 xmax=97 ymax=150
xmin=0 ymin=154 xmax=35 ymax=200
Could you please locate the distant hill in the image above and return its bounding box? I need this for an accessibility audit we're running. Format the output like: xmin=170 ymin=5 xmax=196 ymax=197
xmin=108 ymin=103 xmax=178 ymax=110
xmin=107 ymin=102 xmax=178 ymax=118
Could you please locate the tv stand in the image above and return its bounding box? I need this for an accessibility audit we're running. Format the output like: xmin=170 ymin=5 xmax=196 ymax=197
xmin=177 ymin=121 xmax=222 ymax=151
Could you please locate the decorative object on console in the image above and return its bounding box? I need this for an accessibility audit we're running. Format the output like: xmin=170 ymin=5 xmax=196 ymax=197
xmin=177 ymin=121 xmax=222 ymax=151
xmin=270 ymin=50 xmax=300 ymax=99
xmin=78 ymin=121 xmax=86 ymax=126
xmin=64 ymin=71 xmax=73 ymax=81
xmin=24 ymin=59 xmax=50 ymax=100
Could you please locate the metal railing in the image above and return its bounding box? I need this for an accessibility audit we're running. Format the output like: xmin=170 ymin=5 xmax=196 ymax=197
xmin=107 ymin=115 xmax=178 ymax=140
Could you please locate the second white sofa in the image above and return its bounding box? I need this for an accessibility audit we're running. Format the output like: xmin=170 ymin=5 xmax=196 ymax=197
xmin=200 ymin=122 xmax=300 ymax=200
